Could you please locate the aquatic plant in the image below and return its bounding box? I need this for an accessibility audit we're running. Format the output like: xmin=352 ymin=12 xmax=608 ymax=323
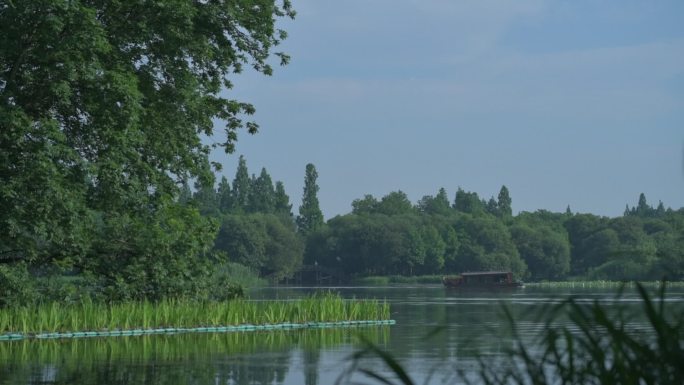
xmin=352 ymin=275 xmax=445 ymax=285
xmin=525 ymin=280 xmax=684 ymax=289
xmin=0 ymin=293 xmax=390 ymax=335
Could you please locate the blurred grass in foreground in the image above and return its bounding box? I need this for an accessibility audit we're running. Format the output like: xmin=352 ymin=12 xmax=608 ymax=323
xmin=341 ymin=282 xmax=683 ymax=385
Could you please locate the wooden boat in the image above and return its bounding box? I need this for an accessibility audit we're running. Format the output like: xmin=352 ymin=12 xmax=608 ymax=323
xmin=442 ymin=271 xmax=524 ymax=289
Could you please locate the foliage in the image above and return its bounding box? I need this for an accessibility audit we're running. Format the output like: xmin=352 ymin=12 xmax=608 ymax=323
xmin=0 ymin=0 xmax=294 ymax=301
xmin=214 ymin=213 xmax=303 ymax=279
xmin=305 ymin=189 xmax=683 ymax=283
xmin=249 ymin=167 xmax=276 ymax=213
xmin=0 ymin=263 xmax=36 ymax=307
xmin=87 ymin=202 xmax=220 ymax=301
xmin=511 ymin=215 xmax=570 ymax=280
xmin=231 ymin=155 xmax=252 ymax=212
xmin=297 ymin=163 xmax=324 ymax=235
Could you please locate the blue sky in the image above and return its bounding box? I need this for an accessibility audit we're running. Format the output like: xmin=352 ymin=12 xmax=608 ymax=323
xmin=211 ymin=0 xmax=684 ymax=219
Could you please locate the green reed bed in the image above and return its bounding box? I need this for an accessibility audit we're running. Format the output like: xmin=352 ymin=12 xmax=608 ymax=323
xmin=525 ymin=280 xmax=684 ymax=289
xmin=0 ymin=293 xmax=391 ymax=335
xmin=353 ymin=275 xmax=444 ymax=285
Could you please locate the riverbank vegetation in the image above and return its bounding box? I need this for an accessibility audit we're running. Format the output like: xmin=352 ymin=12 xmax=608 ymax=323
xmin=352 ymin=276 xmax=444 ymax=285
xmin=0 ymin=293 xmax=389 ymax=335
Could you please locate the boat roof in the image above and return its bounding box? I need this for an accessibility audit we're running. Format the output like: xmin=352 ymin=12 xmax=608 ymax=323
xmin=461 ymin=271 xmax=511 ymax=276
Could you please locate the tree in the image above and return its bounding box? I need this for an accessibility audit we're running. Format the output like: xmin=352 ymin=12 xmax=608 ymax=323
xmin=0 ymin=0 xmax=294 ymax=298
xmin=376 ymin=191 xmax=414 ymax=216
xmin=248 ymin=168 xmax=275 ymax=213
xmin=453 ymin=215 xmax=527 ymax=277
xmin=352 ymin=195 xmax=379 ymax=215
xmin=274 ymin=181 xmax=293 ymax=218
xmin=231 ymin=155 xmax=251 ymax=212
xmin=297 ymin=163 xmax=324 ymax=235
xmin=453 ymin=188 xmax=485 ymax=215
xmin=214 ymin=213 xmax=303 ymax=280
xmin=497 ymin=185 xmax=512 ymax=219
xmin=178 ymin=181 xmax=193 ymax=205
xmin=417 ymin=188 xmax=451 ymax=216
xmin=217 ymin=176 xmax=232 ymax=213
xmin=636 ymin=193 xmax=650 ymax=216
xmin=511 ymin=223 xmax=570 ymax=280
xmin=193 ymin=180 xmax=219 ymax=217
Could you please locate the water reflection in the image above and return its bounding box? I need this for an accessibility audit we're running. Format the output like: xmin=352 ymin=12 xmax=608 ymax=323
xmin=0 ymin=326 xmax=389 ymax=385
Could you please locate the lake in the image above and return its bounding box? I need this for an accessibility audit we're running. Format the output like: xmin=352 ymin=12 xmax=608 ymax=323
xmin=2 ymin=285 xmax=683 ymax=385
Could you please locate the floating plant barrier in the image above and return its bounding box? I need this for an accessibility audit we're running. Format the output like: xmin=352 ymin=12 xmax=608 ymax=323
xmin=0 ymin=320 xmax=396 ymax=341
xmin=0 ymin=293 xmax=392 ymax=340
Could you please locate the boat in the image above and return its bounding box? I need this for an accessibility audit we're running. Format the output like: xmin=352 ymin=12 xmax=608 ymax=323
xmin=442 ymin=271 xmax=524 ymax=289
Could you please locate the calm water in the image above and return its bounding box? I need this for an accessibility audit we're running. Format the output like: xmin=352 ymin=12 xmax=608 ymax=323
xmin=1 ymin=285 xmax=683 ymax=385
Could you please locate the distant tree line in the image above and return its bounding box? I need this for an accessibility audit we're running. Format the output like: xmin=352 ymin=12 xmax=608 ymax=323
xmin=305 ymin=189 xmax=683 ymax=281
xmin=192 ymin=160 xmax=684 ymax=282
xmin=188 ymin=156 xmax=323 ymax=281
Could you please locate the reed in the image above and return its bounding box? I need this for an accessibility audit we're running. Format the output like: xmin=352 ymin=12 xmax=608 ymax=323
xmin=341 ymin=282 xmax=684 ymax=385
xmin=0 ymin=293 xmax=390 ymax=335
xmin=352 ymin=275 xmax=444 ymax=285
xmin=525 ymin=280 xmax=684 ymax=289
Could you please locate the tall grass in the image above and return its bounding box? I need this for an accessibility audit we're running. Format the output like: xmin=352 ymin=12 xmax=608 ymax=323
xmin=525 ymin=280 xmax=684 ymax=289
xmin=352 ymin=275 xmax=444 ymax=285
xmin=0 ymin=293 xmax=390 ymax=335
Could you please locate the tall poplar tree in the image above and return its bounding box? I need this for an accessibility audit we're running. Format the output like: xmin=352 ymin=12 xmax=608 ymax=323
xmin=217 ymin=176 xmax=232 ymax=213
xmin=249 ymin=168 xmax=276 ymax=213
xmin=274 ymin=181 xmax=293 ymax=218
xmin=297 ymin=163 xmax=324 ymax=234
xmin=231 ymin=156 xmax=251 ymax=212
xmin=193 ymin=180 xmax=219 ymax=217
xmin=497 ymin=185 xmax=513 ymax=218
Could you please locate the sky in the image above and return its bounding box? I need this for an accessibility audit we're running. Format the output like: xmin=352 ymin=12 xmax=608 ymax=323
xmin=210 ymin=0 xmax=684 ymax=219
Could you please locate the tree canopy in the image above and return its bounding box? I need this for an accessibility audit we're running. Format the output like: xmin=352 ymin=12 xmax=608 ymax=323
xmin=0 ymin=0 xmax=295 ymax=300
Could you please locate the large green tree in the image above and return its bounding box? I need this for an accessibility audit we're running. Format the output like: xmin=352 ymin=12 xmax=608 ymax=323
xmin=214 ymin=213 xmax=302 ymax=279
xmin=0 ymin=0 xmax=294 ymax=298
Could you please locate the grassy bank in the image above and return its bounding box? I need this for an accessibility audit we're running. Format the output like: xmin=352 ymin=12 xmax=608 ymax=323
xmin=0 ymin=293 xmax=390 ymax=335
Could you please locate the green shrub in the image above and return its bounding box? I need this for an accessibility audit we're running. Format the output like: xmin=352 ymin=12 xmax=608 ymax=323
xmin=0 ymin=263 xmax=36 ymax=308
